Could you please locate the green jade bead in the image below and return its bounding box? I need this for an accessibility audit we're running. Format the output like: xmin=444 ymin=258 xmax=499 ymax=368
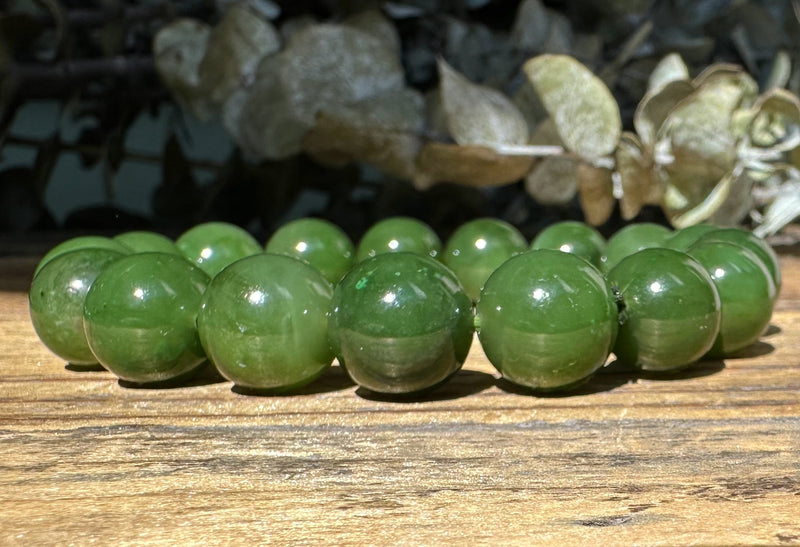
xmin=329 ymin=253 xmax=474 ymax=395
xmin=602 ymin=223 xmax=672 ymax=272
xmin=114 ymin=231 xmax=181 ymax=255
xmin=83 ymin=253 xmax=210 ymax=383
xmin=29 ymin=248 xmax=126 ymax=364
xmin=266 ymin=218 xmax=355 ymax=284
xmin=531 ymin=220 xmax=605 ymax=268
xmin=663 ymin=224 xmax=720 ymax=251
xmin=476 ymin=250 xmax=618 ymax=391
xmin=176 ymin=222 xmax=262 ymax=277
xmin=608 ymin=248 xmax=721 ymax=371
xmin=34 ymin=236 xmax=130 ymax=278
xmin=698 ymin=228 xmax=782 ymax=296
xmin=356 ymin=217 xmax=442 ymax=262
xmin=198 ymin=254 xmax=335 ymax=391
xmin=442 ymin=218 xmax=528 ymax=302
xmin=687 ymin=241 xmax=776 ymax=358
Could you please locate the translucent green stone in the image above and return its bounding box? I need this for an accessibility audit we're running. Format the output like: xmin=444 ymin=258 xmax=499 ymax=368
xmin=663 ymin=224 xmax=720 ymax=251
xmin=442 ymin=218 xmax=528 ymax=302
xmin=329 ymin=253 xmax=474 ymax=395
xmin=531 ymin=220 xmax=605 ymax=268
xmin=29 ymin=248 xmax=126 ymax=364
xmin=602 ymin=223 xmax=671 ymax=272
xmin=608 ymin=248 xmax=721 ymax=371
xmin=688 ymin=241 xmax=776 ymax=358
xmin=697 ymin=228 xmax=782 ymax=297
xmin=114 ymin=231 xmax=181 ymax=255
xmin=476 ymin=249 xmax=618 ymax=390
xmin=265 ymin=218 xmax=355 ymax=284
xmin=356 ymin=217 xmax=441 ymax=262
xmin=176 ymin=222 xmax=262 ymax=277
xmin=83 ymin=253 xmax=210 ymax=383
xmin=198 ymin=254 xmax=335 ymax=391
xmin=34 ymin=236 xmax=131 ymax=278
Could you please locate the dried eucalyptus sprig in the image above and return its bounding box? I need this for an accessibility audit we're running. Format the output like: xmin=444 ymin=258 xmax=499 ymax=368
xmin=154 ymin=0 xmax=800 ymax=235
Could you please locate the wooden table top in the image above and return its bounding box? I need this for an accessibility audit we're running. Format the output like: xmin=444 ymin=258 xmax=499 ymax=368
xmin=1 ymin=252 xmax=799 ymax=545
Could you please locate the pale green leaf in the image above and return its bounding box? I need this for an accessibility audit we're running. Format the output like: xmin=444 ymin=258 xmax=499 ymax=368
xmin=523 ymin=54 xmax=621 ymax=159
xmin=438 ymin=58 xmax=529 ymax=147
xmin=634 ymin=79 xmax=694 ymax=147
xmin=647 ymin=53 xmax=689 ymax=93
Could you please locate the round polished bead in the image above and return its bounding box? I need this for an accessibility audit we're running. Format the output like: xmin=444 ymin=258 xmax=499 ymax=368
xmin=329 ymin=253 xmax=473 ymax=395
xmin=198 ymin=254 xmax=335 ymax=391
xmin=176 ymin=222 xmax=262 ymax=277
xmin=29 ymin=248 xmax=126 ymax=365
xmin=663 ymin=224 xmax=720 ymax=251
xmin=608 ymin=248 xmax=721 ymax=371
xmin=442 ymin=218 xmax=528 ymax=302
xmin=34 ymin=236 xmax=130 ymax=278
xmin=697 ymin=228 xmax=782 ymax=296
xmin=355 ymin=217 xmax=442 ymax=262
xmin=602 ymin=223 xmax=671 ymax=272
xmin=531 ymin=220 xmax=605 ymax=268
xmin=114 ymin=231 xmax=181 ymax=255
xmin=83 ymin=253 xmax=210 ymax=383
xmin=476 ymin=249 xmax=618 ymax=390
xmin=266 ymin=218 xmax=355 ymax=284
xmin=687 ymin=241 xmax=776 ymax=358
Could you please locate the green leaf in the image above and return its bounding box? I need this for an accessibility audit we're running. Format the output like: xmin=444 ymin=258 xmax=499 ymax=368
xmin=522 ymin=54 xmax=621 ymax=160
xmin=437 ymin=58 xmax=529 ymax=147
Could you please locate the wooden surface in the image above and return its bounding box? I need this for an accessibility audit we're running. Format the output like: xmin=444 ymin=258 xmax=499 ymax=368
xmin=1 ymin=253 xmax=799 ymax=546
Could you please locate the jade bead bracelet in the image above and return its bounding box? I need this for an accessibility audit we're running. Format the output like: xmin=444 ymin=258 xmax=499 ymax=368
xmin=29 ymin=221 xmax=779 ymax=394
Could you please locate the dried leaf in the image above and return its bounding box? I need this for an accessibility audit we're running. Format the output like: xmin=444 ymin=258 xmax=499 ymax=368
xmin=692 ymin=64 xmax=759 ymax=102
xmin=666 ymin=167 xmax=753 ymax=228
xmin=511 ymin=0 xmax=550 ymax=51
xmin=198 ymin=1 xmax=281 ymax=105
xmin=302 ymin=88 xmax=424 ymax=180
xmin=239 ymin=24 xmax=405 ymax=160
xmin=615 ymin=132 xmax=660 ymax=220
xmin=658 ymin=75 xmax=754 ymax=175
xmin=634 ymin=79 xmax=694 ymax=148
xmin=525 ymin=157 xmax=579 ymax=205
xmin=764 ymin=50 xmax=792 ymax=90
xmin=523 ymin=54 xmax=621 ymax=160
xmin=577 ymin=164 xmax=615 ymax=226
xmin=414 ymin=143 xmax=533 ymax=190
xmin=754 ymin=178 xmax=800 ymax=237
xmin=746 ymin=88 xmax=800 ymax=149
xmin=438 ymin=58 xmax=529 ymax=147
xmin=647 ymin=53 xmax=689 ymax=93
xmin=152 ymin=19 xmax=213 ymax=120
xmin=237 ymin=55 xmax=304 ymax=159
xmin=524 ymin=118 xmax=577 ymax=204
xmin=343 ymin=10 xmax=401 ymax=58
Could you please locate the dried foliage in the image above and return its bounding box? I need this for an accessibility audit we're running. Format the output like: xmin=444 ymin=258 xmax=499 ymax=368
xmin=3 ymin=0 xmax=800 ymax=237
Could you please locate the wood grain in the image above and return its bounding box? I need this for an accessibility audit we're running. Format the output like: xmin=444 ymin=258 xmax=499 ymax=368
xmin=1 ymin=254 xmax=799 ymax=545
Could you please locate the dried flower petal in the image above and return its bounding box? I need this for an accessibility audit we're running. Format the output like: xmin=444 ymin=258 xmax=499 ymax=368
xmin=414 ymin=142 xmax=533 ymax=190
